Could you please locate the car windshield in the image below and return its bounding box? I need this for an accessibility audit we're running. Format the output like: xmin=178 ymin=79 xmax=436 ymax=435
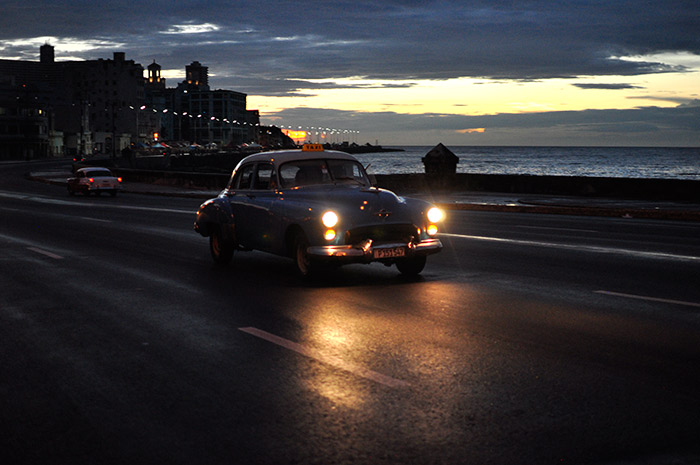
xmin=279 ymin=159 xmax=369 ymax=188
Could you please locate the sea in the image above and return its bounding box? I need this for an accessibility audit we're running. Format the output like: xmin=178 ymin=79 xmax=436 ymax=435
xmin=351 ymin=146 xmax=700 ymax=180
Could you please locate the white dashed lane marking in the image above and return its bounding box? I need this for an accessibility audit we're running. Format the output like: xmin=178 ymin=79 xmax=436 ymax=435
xmin=239 ymin=327 xmax=410 ymax=388
xmin=26 ymin=247 xmax=64 ymax=260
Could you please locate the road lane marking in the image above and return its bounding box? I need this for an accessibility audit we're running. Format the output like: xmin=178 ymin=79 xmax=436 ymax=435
xmin=0 ymin=233 xmax=71 ymax=258
xmin=239 ymin=327 xmax=410 ymax=388
xmin=440 ymin=233 xmax=700 ymax=263
xmin=0 ymin=190 xmax=192 ymax=215
xmin=516 ymin=225 xmax=598 ymax=233
xmin=595 ymin=290 xmax=700 ymax=308
xmin=27 ymin=247 xmax=64 ymax=260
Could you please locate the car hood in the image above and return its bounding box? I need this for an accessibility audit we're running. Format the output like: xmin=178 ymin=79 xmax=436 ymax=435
xmin=283 ymin=185 xmax=426 ymax=225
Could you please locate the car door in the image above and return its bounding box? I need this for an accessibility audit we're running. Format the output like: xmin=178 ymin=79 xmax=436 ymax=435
xmin=226 ymin=162 xmax=256 ymax=248
xmin=228 ymin=162 xmax=279 ymax=251
xmin=242 ymin=163 xmax=281 ymax=252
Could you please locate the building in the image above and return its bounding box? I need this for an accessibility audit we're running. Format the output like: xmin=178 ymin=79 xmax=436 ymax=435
xmin=0 ymin=75 xmax=51 ymax=160
xmin=0 ymin=45 xmax=261 ymax=159
xmin=58 ymin=51 xmax=145 ymax=157
xmin=0 ymin=45 xmax=144 ymax=159
xmin=145 ymin=60 xmax=259 ymax=146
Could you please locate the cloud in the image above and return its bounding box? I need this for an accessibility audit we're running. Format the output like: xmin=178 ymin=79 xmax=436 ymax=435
xmin=1 ymin=0 xmax=698 ymax=90
xmin=573 ymin=83 xmax=644 ymax=90
xmin=209 ymin=76 xmax=417 ymax=96
xmin=0 ymin=36 xmax=123 ymax=60
xmin=679 ymin=99 xmax=700 ymax=108
xmin=161 ymin=23 xmax=221 ymax=35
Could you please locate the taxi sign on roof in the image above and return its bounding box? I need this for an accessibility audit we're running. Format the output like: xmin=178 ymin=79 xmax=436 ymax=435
xmin=302 ymin=144 xmax=324 ymax=152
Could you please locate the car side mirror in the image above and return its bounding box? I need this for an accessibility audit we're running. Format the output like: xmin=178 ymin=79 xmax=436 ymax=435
xmin=369 ymin=174 xmax=378 ymax=187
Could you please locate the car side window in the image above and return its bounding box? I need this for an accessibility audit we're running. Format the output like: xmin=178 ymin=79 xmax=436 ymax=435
xmin=234 ymin=164 xmax=255 ymax=190
xmin=253 ymin=164 xmax=275 ymax=190
xmin=279 ymin=163 xmax=298 ymax=188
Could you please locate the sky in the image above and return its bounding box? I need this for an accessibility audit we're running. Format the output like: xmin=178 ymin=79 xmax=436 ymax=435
xmin=1 ymin=0 xmax=699 ymax=146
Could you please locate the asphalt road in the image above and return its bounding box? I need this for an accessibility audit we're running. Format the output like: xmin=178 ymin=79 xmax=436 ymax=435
xmin=2 ymin=160 xmax=700 ymax=465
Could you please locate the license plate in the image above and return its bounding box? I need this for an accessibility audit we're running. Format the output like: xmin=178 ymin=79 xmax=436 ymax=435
xmin=373 ymin=246 xmax=406 ymax=259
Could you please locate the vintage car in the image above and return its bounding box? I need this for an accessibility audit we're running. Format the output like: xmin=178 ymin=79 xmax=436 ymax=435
xmin=194 ymin=145 xmax=444 ymax=276
xmin=67 ymin=167 xmax=123 ymax=196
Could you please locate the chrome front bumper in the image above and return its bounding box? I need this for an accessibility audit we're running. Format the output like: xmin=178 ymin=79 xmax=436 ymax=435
xmin=307 ymin=238 xmax=443 ymax=259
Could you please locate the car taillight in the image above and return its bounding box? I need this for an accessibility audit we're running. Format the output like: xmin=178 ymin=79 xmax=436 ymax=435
xmin=117 ymin=177 xmax=123 ymax=183
xmin=88 ymin=178 xmax=94 ymax=183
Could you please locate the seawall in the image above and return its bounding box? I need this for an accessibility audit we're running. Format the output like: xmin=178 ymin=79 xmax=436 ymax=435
xmin=112 ymin=168 xmax=700 ymax=202
xmin=376 ymin=173 xmax=700 ymax=201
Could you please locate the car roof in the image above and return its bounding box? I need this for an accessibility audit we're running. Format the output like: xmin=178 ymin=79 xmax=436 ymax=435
xmin=237 ymin=149 xmax=359 ymax=167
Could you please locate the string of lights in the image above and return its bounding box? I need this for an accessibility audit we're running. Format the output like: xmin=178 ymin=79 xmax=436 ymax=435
xmin=123 ymin=104 xmax=360 ymax=140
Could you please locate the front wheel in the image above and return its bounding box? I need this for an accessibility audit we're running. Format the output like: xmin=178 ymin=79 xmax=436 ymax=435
xmin=396 ymin=255 xmax=426 ymax=275
xmin=294 ymin=232 xmax=315 ymax=277
xmin=210 ymin=225 xmax=234 ymax=265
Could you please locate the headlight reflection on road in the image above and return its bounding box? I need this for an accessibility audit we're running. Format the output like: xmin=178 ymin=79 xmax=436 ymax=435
xmin=300 ymin=295 xmax=382 ymax=408
xmin=295 ymin=283 xmax=466 ymax=408
xmin=305 ymin=310 xmax=368 ymax=408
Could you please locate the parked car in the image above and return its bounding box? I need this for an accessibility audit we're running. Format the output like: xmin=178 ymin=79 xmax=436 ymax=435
xmin=67 ymin=167 xmax=123 ymax=196
xmin=194 ymin=145 xmax=444 ymax=276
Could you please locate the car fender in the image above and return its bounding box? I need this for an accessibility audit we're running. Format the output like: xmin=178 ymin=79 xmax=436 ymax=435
xmin=277 ymin=196 xmax=334 ymax=247
xmin=194 ymin=196 xmax=235 ymax=237
xmin=277 ymin=205 xmax=318 ymax=255
xmin=401 ymin=196 xmax=435 ymax=218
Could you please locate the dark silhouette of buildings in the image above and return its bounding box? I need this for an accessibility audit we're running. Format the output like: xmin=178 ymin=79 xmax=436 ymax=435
xmin=145 ymin=60 xmax=258 ymax=146
xmin=1 ymin=45 xmax=144 ymax=159
xmin=0 ymin=44 xmax=260 ymax=160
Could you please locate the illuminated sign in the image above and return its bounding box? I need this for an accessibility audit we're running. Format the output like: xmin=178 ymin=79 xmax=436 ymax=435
xmin=282 ymin=129 xmax=307 ymax=140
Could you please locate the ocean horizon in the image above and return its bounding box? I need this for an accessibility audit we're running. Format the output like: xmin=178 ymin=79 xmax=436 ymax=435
xmin=350 ymin=146 xmax=700 ymax=180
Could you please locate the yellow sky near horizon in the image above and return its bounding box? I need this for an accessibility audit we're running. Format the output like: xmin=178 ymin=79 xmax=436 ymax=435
xmin=247 ymin=52 xmax=700 ymax=121
xmin=247 ymin=69 xmax=699 ymax=118
xmin=157 ymin=51 xmax=700 ymax=122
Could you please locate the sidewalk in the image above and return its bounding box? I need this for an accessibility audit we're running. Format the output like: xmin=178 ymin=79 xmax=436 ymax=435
xmin=28 ymin=170 xmax=700 ymax=222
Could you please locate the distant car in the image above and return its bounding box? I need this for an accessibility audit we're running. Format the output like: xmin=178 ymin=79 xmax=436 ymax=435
xmin=67 ymin=167 xmax=123 ymax=196
xmin=194 ymin=145 xmax=444 ymax=276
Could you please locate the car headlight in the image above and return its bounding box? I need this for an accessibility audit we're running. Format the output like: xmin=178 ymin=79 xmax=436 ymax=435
xmin=427 ymin=207 xmax=444 ymax=223
xmin=322 ymin=211 xmax=339 ymax=228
